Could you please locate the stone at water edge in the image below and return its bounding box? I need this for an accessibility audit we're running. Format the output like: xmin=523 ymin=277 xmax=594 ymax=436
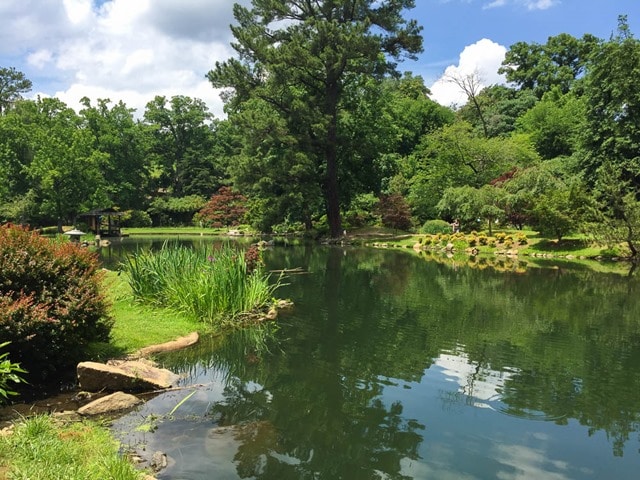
xmin=77 ymin=360 xmax=180 ymax=392
xmin=77 ymin=391 xmax=143 ymax=416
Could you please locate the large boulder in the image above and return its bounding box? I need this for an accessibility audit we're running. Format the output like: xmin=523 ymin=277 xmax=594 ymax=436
xmin=77 ymin=359 xmax=180 ymax=392
xmin=78 ymin=391 xmax=142 ymax=416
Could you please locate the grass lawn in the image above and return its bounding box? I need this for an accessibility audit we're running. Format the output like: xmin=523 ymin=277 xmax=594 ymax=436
xmin=0 ymin=415 xmax=144 ymax=480
xmin=122 ymin=225 xmax=257 ymax=236
xmin=88 ymin=269 xmax=204 ymax=360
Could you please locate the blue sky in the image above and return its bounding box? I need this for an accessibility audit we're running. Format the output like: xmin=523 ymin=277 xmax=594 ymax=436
xmin=0 ymin=0 xmax=637 ymax=117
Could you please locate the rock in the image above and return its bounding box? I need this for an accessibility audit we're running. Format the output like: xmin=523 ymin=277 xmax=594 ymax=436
xmin=78 ymin=392 xmax=142 ymax=416
xmin=445 ymin=242 xmax=454 ymax=251
xmin=77 ymin=360 xmax=180 ymax=392
xmin=135 ymin=332 xmax=199 ymax=357
xmin=151 ymin=451 xmax=168 ymax=471
xmin=276 ymin=299 xmax=293 ymax=309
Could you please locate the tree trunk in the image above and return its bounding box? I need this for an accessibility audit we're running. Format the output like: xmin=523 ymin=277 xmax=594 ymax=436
xmin=325 ymin=82 xmax=342 ymax=238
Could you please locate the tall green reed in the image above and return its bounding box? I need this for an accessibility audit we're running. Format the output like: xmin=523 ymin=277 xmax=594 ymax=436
xmin=121 ymin=242 xmax=280 ymax=325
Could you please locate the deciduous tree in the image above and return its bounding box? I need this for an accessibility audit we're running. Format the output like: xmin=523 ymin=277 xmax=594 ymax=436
xmin=0 ymin=67 xmax=32 ymax=115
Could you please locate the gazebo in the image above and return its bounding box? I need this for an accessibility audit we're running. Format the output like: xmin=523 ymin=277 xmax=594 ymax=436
xmin=79 ymin=208 xmax=125 ymax=237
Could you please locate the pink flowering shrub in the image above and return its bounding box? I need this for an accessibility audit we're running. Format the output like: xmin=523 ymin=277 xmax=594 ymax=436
xmin=0 ymin=224 xmax=112 ymax=381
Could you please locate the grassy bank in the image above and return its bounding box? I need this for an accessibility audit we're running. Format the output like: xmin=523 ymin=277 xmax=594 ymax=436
xmin=359 ymin=228 xmax=626 ymax=259
xmin=121 ymin=225 xmax=257 ymax=236
xmin=95 ymin=269 xmax=201 ymax=358
xmin=0 ymin=415 xmax=143 ymax=480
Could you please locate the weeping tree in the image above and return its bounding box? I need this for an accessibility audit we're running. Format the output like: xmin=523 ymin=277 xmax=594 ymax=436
xmin=208 ymin=0 xmax=423 ymax=237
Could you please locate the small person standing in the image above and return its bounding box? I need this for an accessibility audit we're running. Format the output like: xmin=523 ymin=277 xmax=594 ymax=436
xmin=451 ymin=219 xmax=460 ymax=233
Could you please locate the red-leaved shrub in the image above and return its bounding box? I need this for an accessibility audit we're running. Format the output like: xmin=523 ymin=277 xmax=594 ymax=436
xmin=0 ymin=224 xmax=112 ymax=381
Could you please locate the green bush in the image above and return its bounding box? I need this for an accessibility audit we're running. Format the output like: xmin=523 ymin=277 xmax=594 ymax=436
xmin=0 ymin=224 xmax=112 ymax=381
xmin=516 ymin=232 xmax=528 ymax=245
xmin=421 ymin=219 xmax=452 ymax=235
xmin=272 ymin=219 xmax=305 ymax=235
xmin=121 ymin=210 xmax=152 ymax=228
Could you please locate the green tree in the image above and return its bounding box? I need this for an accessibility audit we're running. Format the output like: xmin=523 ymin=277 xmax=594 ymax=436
xmin=208 ymin=0 xmax=423 ymax=238
xmin=143 ymin=95 xmax=223 ymax=198
xmin=516 ymin=88 xmax=585 ymax=159
xmin=437 ymin=184 xmax=506 ymax=235
xmin=0 ymin=67 xmax=32 ymax=115
xmin=223 ymin=97 xmax=322 ymax=232
xmin=580 ymin=16 xmax=640 ymax=189
xmin=79 ymin=98 xmax=149 ymax=210
xmin=499 ymin=33 xmax=600 ymax=98
xmin=588 ymin=163 xmax=640 ymax=257
xmin=0 ymin=103 xmax=36 ymax=222
xmin=498 ymin=33 xmax=600 ymax=98
xmin=405 ymin=122 xmax=538 ymax=222
xmin=457 ymin=85 xmax=537 ymax=138
xmin=147 ymin=194 xmax=207 ymax=226
xmin=579 ymin=16 xmax=640 ymax=256
xmin=6 ymin=98 xmax=107 ymax=230
xmin=530 ymin=180 xmax=587 ymax=241
xmin=381 ymin=73 xmax=454 ymax=157
xmin=498 ymin=158 xmax=581 ymax=232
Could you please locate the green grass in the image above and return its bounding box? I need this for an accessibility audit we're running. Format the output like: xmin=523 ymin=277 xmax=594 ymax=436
xmin=122 ymin=225 xmax=258 ymax=236
xmin=87 ymin=269 xmax=202 ymax=360
xmin=0 ymin=415 xmax=144 ymax=480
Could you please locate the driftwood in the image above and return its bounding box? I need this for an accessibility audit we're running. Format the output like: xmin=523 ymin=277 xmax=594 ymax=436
xmin=269 ymin=267 xmax=309 ymax=274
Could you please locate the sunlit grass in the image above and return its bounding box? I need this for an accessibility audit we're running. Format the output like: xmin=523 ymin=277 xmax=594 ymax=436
xmin=86 ymin=270 xmax=200 ymax=360
xmin=0 ymin=415 xmax=143 ymax=480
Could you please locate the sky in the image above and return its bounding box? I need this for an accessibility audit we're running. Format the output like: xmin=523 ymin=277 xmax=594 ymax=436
xmin=0 ymin=0 xmax=637 ymax=118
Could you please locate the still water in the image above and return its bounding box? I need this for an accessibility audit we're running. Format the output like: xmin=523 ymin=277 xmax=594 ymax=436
xmin=105 ymin=239 xmax=640 ymax=479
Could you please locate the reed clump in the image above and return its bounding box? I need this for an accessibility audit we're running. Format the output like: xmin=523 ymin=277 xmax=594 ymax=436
xmin=121 ymin=242 xmax=280 ymax=325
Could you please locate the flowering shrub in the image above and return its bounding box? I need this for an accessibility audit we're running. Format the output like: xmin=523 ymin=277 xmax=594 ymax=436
xmin=516 ymin=232 xmax=528 ymax=245
xmin=0 ymin=224 xmax=112 ymax=381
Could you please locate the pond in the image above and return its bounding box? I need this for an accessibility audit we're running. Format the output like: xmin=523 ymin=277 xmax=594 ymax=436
xmin=105 ymin=238 xmax=640 ymax=479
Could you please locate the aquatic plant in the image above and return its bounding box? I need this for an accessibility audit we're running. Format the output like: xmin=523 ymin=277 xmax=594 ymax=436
xmin=122 ymin=242 xmax=281 ymax=325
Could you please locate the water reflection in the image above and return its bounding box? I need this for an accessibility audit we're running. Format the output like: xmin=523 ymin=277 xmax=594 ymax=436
xmin=110 ymin=244 xmax=640 ymax=479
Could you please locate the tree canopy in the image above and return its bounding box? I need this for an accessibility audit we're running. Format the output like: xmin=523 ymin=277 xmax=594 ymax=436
xmin=208 ymin=0 xmax=423 ymax=237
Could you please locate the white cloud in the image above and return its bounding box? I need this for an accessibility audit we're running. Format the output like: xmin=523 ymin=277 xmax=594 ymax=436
xmin=523 ymin=0 xmax=557 ymax=10
xmin=483 ymin=0 xmax=508 ymax=8
xmin=1 ymin=0 xmax=248 ymax=118
xmin=428 ymin=39 xmax=507 ymax=108
xmin=62 ymin=0 xmax=92 ymax=24
xmin=483 ymin=0 xmax=558 ymax=10
xmin=27 ymin=50 xmax=53 ymax=69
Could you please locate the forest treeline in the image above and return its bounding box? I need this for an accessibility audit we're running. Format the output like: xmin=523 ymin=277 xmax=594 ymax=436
xmin=0 ymin=5 xmax=638 ymax=254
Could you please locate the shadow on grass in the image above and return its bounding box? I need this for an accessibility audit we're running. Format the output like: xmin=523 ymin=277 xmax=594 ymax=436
xmin=85 ymin=342 xmax=128 ymax=362
xmin=529 ymin=238 xmax=590 ymax=252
